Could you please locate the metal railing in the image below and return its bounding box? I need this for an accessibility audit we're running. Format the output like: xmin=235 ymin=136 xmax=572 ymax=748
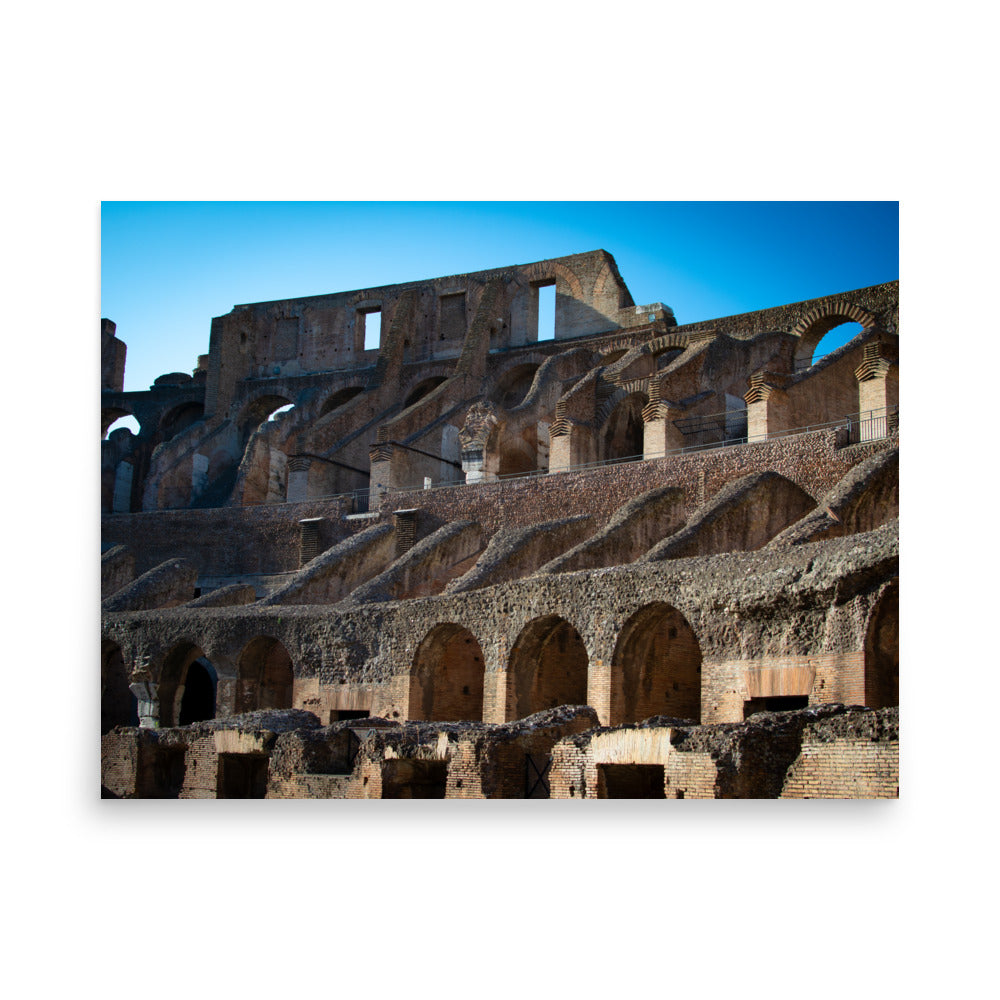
xmin=346 ymin=405 xmax=899 ymax=503
xmin=123 ymin=406 xmax=897 ymax=514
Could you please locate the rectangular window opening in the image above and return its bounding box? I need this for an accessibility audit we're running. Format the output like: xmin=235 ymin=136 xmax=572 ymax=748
xmin=329 ymin=710 xmax=371 ymax=723
xmin=362 ymin=309 xmax=382 ymax=351
xmin=743 ymin=696 xmax=810 ymax=719
xmin=536 ymin=282 xmax=556 ymax=342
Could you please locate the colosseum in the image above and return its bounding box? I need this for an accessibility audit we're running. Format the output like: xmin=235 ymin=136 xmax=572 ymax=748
xmin=100 ymin=248 xmax=899 ymax=799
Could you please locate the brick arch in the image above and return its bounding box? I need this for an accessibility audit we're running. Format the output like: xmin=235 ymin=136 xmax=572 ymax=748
xmin=506 ymin=614 xmax=589 ymax=721
xmin=520 ymin=260 xmax=585 ymax=301
xmin=402 ymin=375 xmax=450 ymax=409
xmin=235 ymin=392 xmax=296 ymax=437
xmin=235 ymin=635 xmax=295 ymax=713
xmin=597 ymin=337 xmax=638 ymax=363
xmin=647 ymin=333 xmax=689 ymax=356
xmin=102 ymin=406 xmax=137 ymax=438
xmin=158 ymin=401 xmax=205 ymax=442
xmin=609 ymin=602 xmax=702 ymax=725
xmin=155 ymin=638 xmax=218 ymax=727
xmin=592 ymin=258 xmax=633 ymax=308
xmin=408 ymin=623 xmax=486 ymax=722
xmin=101 ymin=639 xmax=138 ymax=733
xmin=790 ymin=300 xmax=876 ymax=369
xmin=865 ymin=580 xmax=898 ymax=710
xmin=319 ymin=384 xmax=365 ymax=417
xmin=598 ymin=387 xmax=649 ymax=463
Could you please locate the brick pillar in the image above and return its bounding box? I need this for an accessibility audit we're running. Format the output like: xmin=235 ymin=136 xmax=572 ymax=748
xmin=744 ymin=373 xmax=792 ymax=442
xmin=642 ymin=401 xmax=685 ymax=460
xmin=548 ymin=420 xmax=594 ymax=473
xmin=588 ymin=657 xmax=612 ymax=726
xmin=368 ymin=442 xmax=394 ymax=509
xmin=482 ymin=670 xmax=507 ymax=724
xmin=855 ymin=341 xmax=899 ymax=441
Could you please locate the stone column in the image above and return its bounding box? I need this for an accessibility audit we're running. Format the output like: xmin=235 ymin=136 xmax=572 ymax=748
xmin=129 ymin=680 xmax=159 ymax=729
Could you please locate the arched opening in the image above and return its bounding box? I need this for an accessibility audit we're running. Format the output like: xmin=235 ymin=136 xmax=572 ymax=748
xmin=865 ymin=581 xmax=898 ymax=709
xmin=404 ymin=376 xmax=448 ymax=409
xmin=237 ymin=394 xmax=295 ymax=444
xmin=601 ymin=392 xmax=648 ymax=463
xmin=610 ymin=603 xmax=702 ymax=725
xmin=103 ymin=411 xmax=140 ymax=439
xmin=507 ymin=615 xmax=589 ymax=721
xmin=158 ymin=643 xmax=217 ymax=727
xmin=491 ymin=364 xmax=540 ymax=409
xmin=792 ymin=311 xmax=870 ymax=370
xmin=101 ymin=641 xmax=138 ymax=733
xmin=235 ymin=636 xmax=294 ymax=713
xmin=653 ymin=347 xmax=684 ymax=370
xmin=497 ymin=428 xmax=539 ymax=477
xmin=811 ymin=321 xmax=864 ymax=365
xmin=159 ymin=402 xmax=205 ymax=442
xmin=409 ymin=623 xmax=485 ymax=722
xmin=320 ymin=385 xmax=364 ymax=417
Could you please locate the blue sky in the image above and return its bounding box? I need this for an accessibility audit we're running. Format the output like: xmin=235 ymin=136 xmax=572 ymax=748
xmin=102 ymin=201 xmax=898 ymax=394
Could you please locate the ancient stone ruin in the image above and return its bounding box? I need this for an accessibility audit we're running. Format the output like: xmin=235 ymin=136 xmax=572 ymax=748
xmin=101 ymin=249 xmax=899 ymax=798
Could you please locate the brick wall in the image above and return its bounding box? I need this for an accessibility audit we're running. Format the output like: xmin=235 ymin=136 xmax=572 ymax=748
xmin=383 ymin=430 xmax=895 ymax=537
xmin=780 ymin=739 xmax=898 ymax=798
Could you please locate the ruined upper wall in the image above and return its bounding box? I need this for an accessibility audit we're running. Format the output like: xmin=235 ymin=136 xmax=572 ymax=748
xmin=670 ymin=281 xmax=898 ymax=341
xmin=101 ymin=318 xmax=127 ymax=392
xmin=203 ymin=250 xmax=643 ymax=417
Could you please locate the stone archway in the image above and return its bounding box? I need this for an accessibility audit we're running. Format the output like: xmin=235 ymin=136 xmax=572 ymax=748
xmin=600 ymin=392 xmax=648 ymax=463
xmin=865 ymin=581 xmax=898 ymax=709
xmin=409 ymin=623 xmax=485 ymax=722
xmin=236 ymin=636 xmax=294 ymax=713
xmin=158 ymin=642 xmax=217 ymax=727
xmin=506 ymin=615 xmax=589 ymax=721
xmin=790 ymin=300 xmax=875 ymax=370
xmin=101 ymin=640 xmax=138 ymax=733
xmin=609 ymin=603 xmax=702 ymax=725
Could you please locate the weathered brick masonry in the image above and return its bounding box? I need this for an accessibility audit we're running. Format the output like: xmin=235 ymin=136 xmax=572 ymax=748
xmin=101 ymin=250 xmax=899 ymax=798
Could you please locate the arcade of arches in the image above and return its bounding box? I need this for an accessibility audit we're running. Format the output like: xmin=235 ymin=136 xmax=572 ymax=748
xmin=408 ymin=624 xmax=485 ymax=722
xmin=610 ymin=603 xmax=702 ymax=725
xmin=865 ymin=582 xmax=899 ymax=710
xmin=158 ymin=643 xmax=218 ymax=727
xmin=236 ymin=636 xmax=294 ymax=713
xmin=507 ymin=616 xmax=589 ymax=722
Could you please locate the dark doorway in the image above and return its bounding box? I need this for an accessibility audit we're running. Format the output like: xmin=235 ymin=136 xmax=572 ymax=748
xmin=599 ymin=764 xmax=666 ymax=799
xmin=743 ymin=696 xmax=809 ymax=719
xmin=380 ymin=759 xmax=448 ymax=798
xmin=329 ymin=710 xmax=371 ymax=723
xmin=217 ymin=754 xmax=269 ymax=798
xmin=178 ymin=659 xmax=217 ymax=725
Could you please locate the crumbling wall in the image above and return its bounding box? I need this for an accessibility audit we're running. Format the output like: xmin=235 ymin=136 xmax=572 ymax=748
xmin=548 ymin=705 xmax=898 ymax=799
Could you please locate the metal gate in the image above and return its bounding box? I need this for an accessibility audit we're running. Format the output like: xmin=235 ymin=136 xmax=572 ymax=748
xmin=525 ymin=754 xmax=551 ymax=798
